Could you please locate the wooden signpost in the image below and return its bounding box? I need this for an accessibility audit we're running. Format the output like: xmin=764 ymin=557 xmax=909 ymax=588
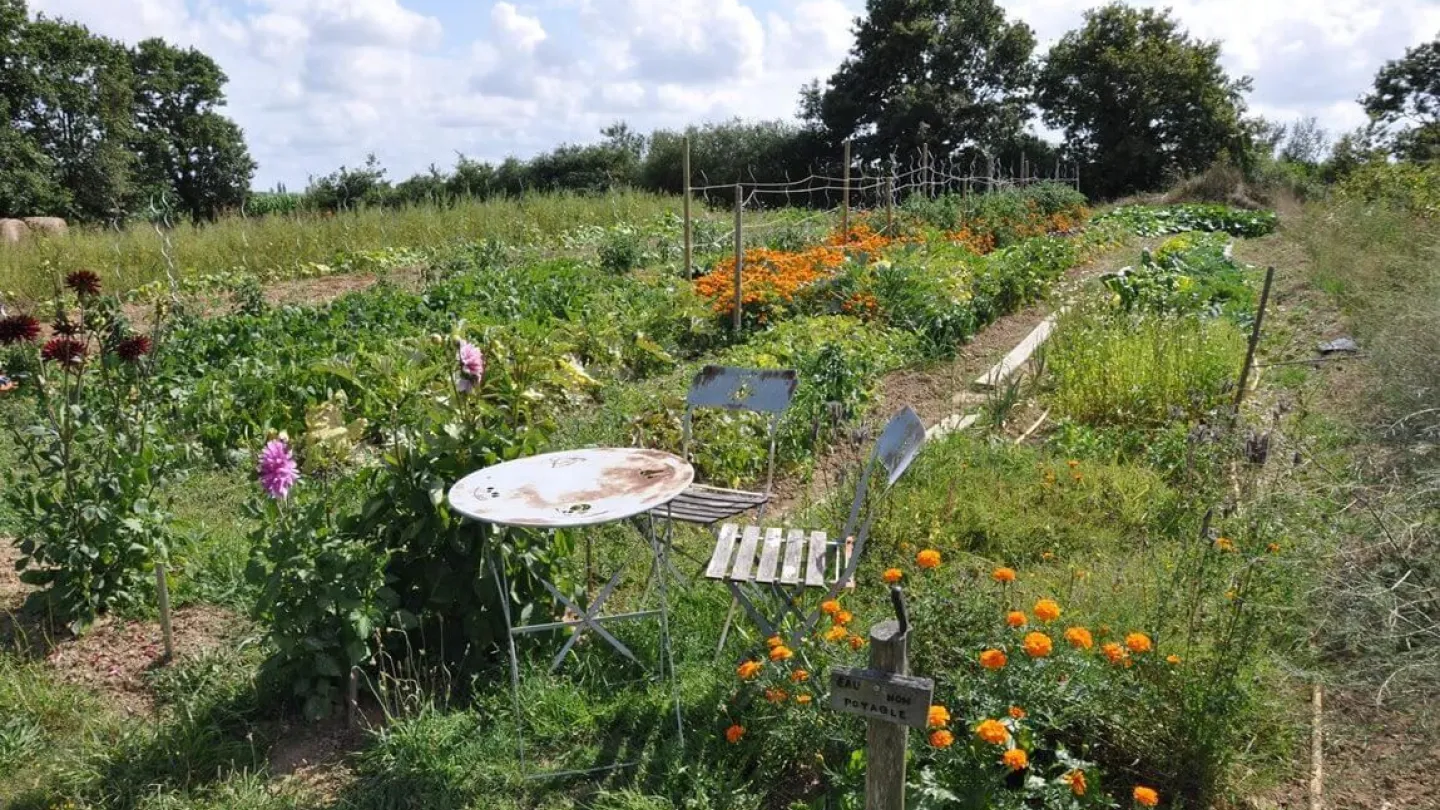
xmin=829 ymin=587 xmax=934 ymax=810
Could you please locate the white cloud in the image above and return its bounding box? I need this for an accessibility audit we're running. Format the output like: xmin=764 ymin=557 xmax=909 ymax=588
xmin=25 ymin=0 xmax=1440 ymax=187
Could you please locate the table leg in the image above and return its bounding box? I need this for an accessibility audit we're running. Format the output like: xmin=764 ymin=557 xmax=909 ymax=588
xmin=541 ymin=571 xmax=640 ymax=673
xmin=489 ymin=552 xmax=526 ymax=773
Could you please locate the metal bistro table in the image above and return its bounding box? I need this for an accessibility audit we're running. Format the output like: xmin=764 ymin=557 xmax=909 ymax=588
xmin=448 ymin=447 xmax=694 ymax=775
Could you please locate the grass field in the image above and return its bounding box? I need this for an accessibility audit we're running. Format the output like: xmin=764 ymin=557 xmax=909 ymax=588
xmin=0 ymin=182 xmax=1434 ymax=810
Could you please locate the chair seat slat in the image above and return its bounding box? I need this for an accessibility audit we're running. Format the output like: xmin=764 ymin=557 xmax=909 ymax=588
xmin=804 ymin=531 xmax=828 ymax=587
xmin=755 ymin=528 xmax=784 ymax=583
xmin=706 ymin=524 xmax=740 ymax=579
xmin=731 ymin=525 xmax=763 ymax=581
xmin=780 ymin=529 xmax=806 ymax=584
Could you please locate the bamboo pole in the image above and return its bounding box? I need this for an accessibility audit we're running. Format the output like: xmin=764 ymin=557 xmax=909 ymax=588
xmin=733 ymin=184 xmax=743 ymax=335
xmin=682 ymin=136 xmax=692 ymax=278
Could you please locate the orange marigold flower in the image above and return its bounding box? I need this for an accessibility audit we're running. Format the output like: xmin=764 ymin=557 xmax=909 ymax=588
xmin=929 ymin=729 xmax=955 ymax=748
xmin=1214 ymin=537 xmax=1236 ymax=553
xmin=835 ymin=610 xmax=854 ymax=626
xmin=725 ymin=724 xmax=745 ymax=744
xmin=765 ymin=687 xmax=788 ymax=703
xmin=1062 ymin=769 xmax=1087 ymax=796
xmin=1006 ymin=611 xmax=1028 ymax=628
xmin=1064 ymin=626 xmax=1094 ymax=650
xmin=1067 ymin=459 xmax=1080 ymax=469
xmin=979 ymin=648 xmax=1008 ymax=670
xmin=796 ymin=693 xmax=813 ymax=705
xmin=1023 ymin=632 xmax=1053 ymax=658
xmin=992 ymin=567 xmax=1017 ymax=583
xmin=791 ymin=669 xmax=810 ymax=683
xmin=928 ymin=705 xmax=951 ymax=728
xmin=820 ymin=599 xmax=842 ymax=617
xmin=1101 ymin=642 xmax=1127 ymax=665
xmin=766 ymin=635 xmax=783 ymax=649
xmin=737 ymin=660 xmax=763 ymax=680
xmin=824 ymin=625 xmax=848 ymax=643
xmin=1226 ymin=589 xmax=1238 ymax=600
xmin=1125 ymin=632 xmax=1153 ymax=654
xmin=848 ymin=634 xmax=865 ymax=651
xmin=1133 ymin=786 xmax=1160 ymax=806
xmin=1034 ymin=598 xmax=1062 ymax=623
xmin=882 ymin=568 xmax=903 ymax=584
xmin=1002 ymin=748 xmax=1029 ymax=771
xmin=1266 ymin=542 xmax=1281 ymax=554
xmin=769 ymin=644 xmax=795 ymax=662
xmin=1041 ymin=551 xmax=1056 ymax=561
xmin=975 ymin=719 xmax=1009 ymax=745
xmin=916 ymin=549 xmax=942 ymax=569
xmin=1166 ymin=654 xmax=1182 ymax=665
xmin=1008 ymin=705 xmax=1026 ymax=719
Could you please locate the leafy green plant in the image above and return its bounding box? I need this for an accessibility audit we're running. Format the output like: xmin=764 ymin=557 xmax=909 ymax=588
xmin=1102 ymin=231 xmax=1257 ymax=322
xmin=1095 ymin=204 xmax=1278 ymax=237
xmin=2 ymin=276 xmax=184 ymax=632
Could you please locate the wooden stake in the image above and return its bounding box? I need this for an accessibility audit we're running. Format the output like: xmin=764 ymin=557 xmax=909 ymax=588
xmin=733 ymin=183 xmax=744 ymax=335
xmin=921 ymin=143 xmax=930 ymax=198
xmin=841 ymin=140 xmax=852 ymax=239
xmin=682 ymin=136 xmax=692 ymax=278
xmin=885 ymin=174 xmax=894 ymax=236
xmin=1233 ymin=266 xmax=1276 ymax=413
xmin=1310 ymin=683 xmax=1324 ymax=810
xmin=347 ymin=668 xmax=360 ymax=730
xmin=866 ymin=619 xmax=908 ymax=810
xmin=154 ymin=562 xmax=174 ymax=662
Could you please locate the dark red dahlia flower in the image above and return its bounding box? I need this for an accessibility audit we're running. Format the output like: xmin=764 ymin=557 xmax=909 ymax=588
xmin=65 ymin=270 xmax=102 ymax=297
xmin=0 ymin=314 xmax=41 ymax=344
xmin=115 ymin=334 xmax=152 ymax=363
xmin=41 ymin=336 xmax=87 ymax=368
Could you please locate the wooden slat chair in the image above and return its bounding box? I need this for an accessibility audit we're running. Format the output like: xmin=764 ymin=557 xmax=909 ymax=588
xmin=705 ymin=406 xmax=927 ymax=649
xmin=661 ymin=365 xmax=798 ymax=526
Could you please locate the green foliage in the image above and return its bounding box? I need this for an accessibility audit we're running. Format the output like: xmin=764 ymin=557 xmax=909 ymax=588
xmin=1046 ymin=308 xmax=1246 ymax=430
xmin=0 ymin=9 xmax=252 ymax=223
xmin=1361 ymin=37 xmax=1440 ymax=160
xmin=3 ymin=291 xmax=183 ymax=633
xmin=1037 ymin=3 xmax=1252 ymax=199
xmin=1334 ymin=160 xmax=1440 ymax=217
xmin=1102 ymin=231 xmax=1257 ymax=322
xmin=1094 ymin=204 xmax=1278 ymax=237
xmin=901 ymin=182 xmax=1088 ymax=245
xmin=804 ymin=0 xmax=1037 ymax=162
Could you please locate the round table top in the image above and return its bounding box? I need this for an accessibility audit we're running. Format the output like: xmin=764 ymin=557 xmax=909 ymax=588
xmin=448 ymin=448 xmax=694 ymax=528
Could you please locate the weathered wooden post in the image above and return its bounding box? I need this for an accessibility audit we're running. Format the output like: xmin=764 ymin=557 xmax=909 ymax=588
xmin=842 ymin=140 xmax=852 ymax=239
xmin=682 ymin=136 xmax=692 ymax=278
xmin=733 ymin=183 xmax=744 ymax=335
xmin=154 ymin=562 xmax=174 ymax=662
xmin=830 ymin=588 xmax=933 ymax=810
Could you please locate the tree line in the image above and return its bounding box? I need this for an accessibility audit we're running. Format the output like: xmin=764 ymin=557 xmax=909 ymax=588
xmin=0 ymin=0 xmax=254 ymax=224
xmin=5 ymin=0 xmax=1439 ymax=224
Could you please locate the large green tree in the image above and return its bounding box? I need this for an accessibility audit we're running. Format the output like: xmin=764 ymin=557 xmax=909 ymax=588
xmin=131 ymin=38 xmax=256 ymax=222
xmin=1362 ymin=38 xmax=1440 ymax=161
xmin=0 ymin=1 xmax=254 ymax=223
xmin=1036 ymin=3 xmax=1252 ymax=199
xmin=802 ymin=0 xmax=1037 ymax=162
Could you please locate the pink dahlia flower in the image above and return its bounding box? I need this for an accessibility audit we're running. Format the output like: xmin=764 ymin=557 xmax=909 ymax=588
xmin=457 ymin=340 xmax=485 ymax=393
xmin=258 ymin=439 xmax=300 ymax=500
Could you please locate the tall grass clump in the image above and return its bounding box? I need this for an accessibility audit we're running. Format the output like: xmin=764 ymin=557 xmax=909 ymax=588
xmin=1047 ymin=308 xmax=1246 ymax=429
xmin=0 ymin=191 xmax=681 ymax=301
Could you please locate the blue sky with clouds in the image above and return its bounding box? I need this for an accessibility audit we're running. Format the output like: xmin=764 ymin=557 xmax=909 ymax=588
xmin=26 ymin=0 xmax=1440 ymax=189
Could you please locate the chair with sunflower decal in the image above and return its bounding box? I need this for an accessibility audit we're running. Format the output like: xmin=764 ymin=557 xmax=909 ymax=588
xmin=705 ymin=405 xmax=926 ymax=653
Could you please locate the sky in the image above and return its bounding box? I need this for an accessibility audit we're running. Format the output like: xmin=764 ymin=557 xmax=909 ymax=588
xmin=26 ymin=0 xmax=1440 ymax=189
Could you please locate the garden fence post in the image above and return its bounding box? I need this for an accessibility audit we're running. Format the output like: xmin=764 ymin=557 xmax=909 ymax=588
xmin=842 ymin=140 xmax=852 ymax=239
xmin=733 ymin=183 xmax=744 ymax=335
xmin=154 ymin=562 xmax=174 ymax=662
xmin=683 ymin=136 xmax=692 ymax=279
xmin=921 ymin=144 xmax=930 ymax=198
xmin=1233 ymin=265 xmax=1276 ymax=414
xmin=866 ymin=618 xmax=909 ymax=810
xmin=885 ymin=175 xmax=894 ymax=236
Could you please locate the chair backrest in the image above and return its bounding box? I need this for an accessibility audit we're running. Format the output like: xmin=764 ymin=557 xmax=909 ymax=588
xmin=839 ymin=405 xmax=927 ymax=549
xmin=682 ymin=365 xmax=798 ymax=494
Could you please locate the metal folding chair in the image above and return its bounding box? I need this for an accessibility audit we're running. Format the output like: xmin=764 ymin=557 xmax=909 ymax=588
xmin=704 ymin=406 xmax=927 ymax=651
xmin=661 ymin=365 xmax=798 ymax=525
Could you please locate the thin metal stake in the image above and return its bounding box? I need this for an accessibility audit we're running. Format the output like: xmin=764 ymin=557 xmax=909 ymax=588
xmin=733 ymin=183 xmax=744 ymax=335
xmin=1233 ymin=266 xmax=1276 ymax=414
